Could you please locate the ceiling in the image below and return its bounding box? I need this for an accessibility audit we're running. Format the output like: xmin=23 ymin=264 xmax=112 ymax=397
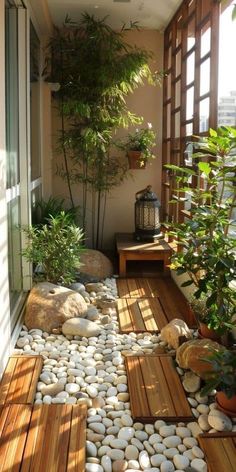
xmin=47 ymin=0 xmax=182 ymax=31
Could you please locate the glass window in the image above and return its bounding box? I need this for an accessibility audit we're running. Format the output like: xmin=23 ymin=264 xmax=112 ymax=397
xmin=30 ymin=22 xmax=41 ymax=181
xmin=201 ymin=23 xmax=211 ymax=57
xmin=186 ymin=87 xmax=194 ymax=120
xmin=187 ymin=17 xmax=195 ymax=51
xmin=186 ymin=52 xmax=195 ymax=84
xmin=175 ymin=50 xmax=181 ymax=77
xmin=200 ymin=58 xmax=210 ymax=96
xmin=218 ymin=1 xmax=236 ymax=126
xmin=199 ymin=98 xmax=210 ymax=132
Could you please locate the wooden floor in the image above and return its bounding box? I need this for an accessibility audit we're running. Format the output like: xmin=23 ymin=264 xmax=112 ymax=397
xmin=0 ymin=403 xmax=87 ymax=472
xmin=198 ymin=433 xmax=236 ymax=472
xmin=117 ymin=277 xmax=195 ymax=332
xmin=126 ymin=354 xmax=193 ymax=422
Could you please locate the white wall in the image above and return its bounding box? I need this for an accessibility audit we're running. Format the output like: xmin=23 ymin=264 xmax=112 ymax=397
xmin=0 ymin=0 xmax=11 ymax=376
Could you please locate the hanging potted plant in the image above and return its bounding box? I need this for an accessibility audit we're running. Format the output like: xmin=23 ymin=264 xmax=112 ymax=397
xmin=119 ymin=124 xmax=157 ymax=169
xmin=167 ymin=126 xmax=236 ymax=340
xmin=201 ymin=349 xmax=236 ymax=416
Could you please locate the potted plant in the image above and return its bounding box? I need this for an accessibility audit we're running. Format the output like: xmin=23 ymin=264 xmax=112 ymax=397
xmin=189 ymin=296 xmax=220 ymax=341
xmin=120 ymin=124 xmax=157 ymax=169
xmin=167 ymin=126 xmax=236 ymax=338
xmin=201 ymin=349 xmax=236 ymax=416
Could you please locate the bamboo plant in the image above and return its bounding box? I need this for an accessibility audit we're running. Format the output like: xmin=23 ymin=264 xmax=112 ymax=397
xmin=46 ymin=14 xmax=161 ymax=248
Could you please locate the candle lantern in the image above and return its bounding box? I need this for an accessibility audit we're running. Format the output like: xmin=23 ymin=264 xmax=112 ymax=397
xmin=134 ymin=185 xmax=161 ymax=241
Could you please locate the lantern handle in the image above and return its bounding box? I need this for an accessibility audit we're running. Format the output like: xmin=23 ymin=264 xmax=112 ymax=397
xmin=135 ymin=185 xmax=152 ymax=200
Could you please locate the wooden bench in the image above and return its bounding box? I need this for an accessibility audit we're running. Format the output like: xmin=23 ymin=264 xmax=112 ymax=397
xmin=0 ymin=403 xmax=87 ymax=471
xmin=198 ymin=432 xmax=236 ymax=472
xmin=0 ymin=356 xmax=43 ymax=405
xmin=126 ymin=354 xmax=193 ymax=422
xmin=116 ymin=233 xmax=172 ymax=277
xmin=117 ymin=298 xmax=168 ymax=333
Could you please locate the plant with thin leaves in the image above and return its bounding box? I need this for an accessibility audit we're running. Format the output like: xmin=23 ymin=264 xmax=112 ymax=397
xmin=22 ymin=212 xmax=84 ymax=285
xmin=45 ymin=13 xmax=161 ymax=248
xmin=201 ymin=349 xmax=236 ymax=399
xmin=32 ymin=196 xmax=80 ymax=227
xmin=166 ymin=126 xmax=236 ymax=334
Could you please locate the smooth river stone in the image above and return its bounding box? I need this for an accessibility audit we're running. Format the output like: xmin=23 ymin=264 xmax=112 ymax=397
xmin=110 ymin=439 xmax=128 ymax=450
xmin=85 ymin=464 xmax=103 ymax=472
xmin=89 ymin=423 xmax=106 ymax=435
xmin=118 ymin=427 xmax=135 ymax=441
xmin=150 ymin=454 xmax=166 ymax=467
xmin=121 ymin=414 xmax=133 ymax=427
xmin=107 ymin=449 xmax=125 ymax=461
xmin=160 ymin=461 xmax=175 ymax=472
xmin=125 ymin=445 xmax=139 ymax=460
xmin=86 ymin=441 xmax=97 ymax=457
xmin=159 ymin=425 xmax=176 ymax=437
xmin=163 ymin=435 xmax=182 ymax=448
xmin=112 ymin=460 xmax=128 ymax=472
xmin=173 ymin=454 xmax=190 ymax=469
xmin=139 ymin=450 xmax=151 ymax=469
xmin=101 ymin=455 xmax=112 ymax=472
xmin=191 ymin=458 xmax=208 ymax=472
xmin=41 ymin=383 xmax=64 ymax=396
xmin=208 ymin=409 xmax=232 ymax=431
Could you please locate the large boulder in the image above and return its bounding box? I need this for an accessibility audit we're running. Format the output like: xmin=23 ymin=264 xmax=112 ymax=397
xmin=25 ymin=282 xmax=87 ymax=333
xmin=78 ymin=249 xmax=113 ymax=280
xmin=160 ymin=318 xmax=192 ymax=349
xmin=62 ymin=318 xmax=101 ymax=337
xmin=176 ymin=339 xmax=224 ymax=378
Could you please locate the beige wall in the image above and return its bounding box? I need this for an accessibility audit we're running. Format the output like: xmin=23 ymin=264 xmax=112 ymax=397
xmin=0 ymin=0 xmax=11 ymax=376
xmin=52 ymin=29 xmax=164 ymax=249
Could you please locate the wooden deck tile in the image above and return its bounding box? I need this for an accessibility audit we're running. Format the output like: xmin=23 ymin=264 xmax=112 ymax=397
xmin=198 ymin=433 xmax=236 ymax=472
xmin=117 ymin=277 xmax=195 ymax=328
xmin=0 ymin=404 xmax=87 ymax=472
xmin=0 ymin=356 xmax=43 ymax=405
xmin=117 ymin=298 xmax=168 ymax=333
xmin=126 ymin=355 xmax=193 ymax=422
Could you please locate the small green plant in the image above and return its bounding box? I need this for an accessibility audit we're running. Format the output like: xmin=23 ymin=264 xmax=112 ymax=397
xmin=201 ymin=349 xmax=236 ymax=399
xmin=22 ymin=212 xmax=84 ymax=285
xmin=32 ymin=196 xmax=79 ymax=227
xmin=119 ymin=124 xmax=157 ymax=166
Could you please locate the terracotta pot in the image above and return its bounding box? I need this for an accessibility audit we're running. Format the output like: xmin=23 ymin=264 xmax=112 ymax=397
xmin=216 ymin=391 xmax=236 ymax=416
xmin=198 ymin=322 xmax=221 ymax=342
xmin=127 ymin=150 xmax=146 ymax=169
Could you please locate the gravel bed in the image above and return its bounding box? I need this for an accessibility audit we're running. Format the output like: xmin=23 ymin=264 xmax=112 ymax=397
xmin=15 ymin=278 xmax=236 ymax=472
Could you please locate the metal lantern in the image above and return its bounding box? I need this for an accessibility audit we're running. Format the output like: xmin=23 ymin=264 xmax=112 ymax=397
xmin=134 ymin=185 xmax=161 ymax=241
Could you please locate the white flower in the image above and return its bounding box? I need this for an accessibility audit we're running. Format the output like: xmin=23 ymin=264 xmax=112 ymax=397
xmin=147 ymin=122 xmax=152 ymax=129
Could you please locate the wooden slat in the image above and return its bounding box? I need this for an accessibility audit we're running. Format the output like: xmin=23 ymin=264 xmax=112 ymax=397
xmin=0 ymin=404 xmax=32 ymax=472
xmin=127 ymin=299 xmax=145 ymax=331
xmin=126 ymin=355 xmax=193 ymax=422
xmin=139 ymin=356 xmax=176 ymax=417
xmin=140 ymin=298 xmax=168 ymax=331
xmin=127 ymin=279 xmax=140 ymax=298
xmin=160 ymin=356 xmax=192 ymax=417
xmin=117 ymin=299 xmax=133 ymax=332
xmin=198 ymin=433 xmax=236 ymax=472
xmin=117 ymin=279 xmax=129 ymax=298
xmin=136 ymin=278 xmax=152 ymax=297
xmin=0 ymin=356 xmax=43 ymax=405
xmin=125 ymin=357 xmax=150 ymax=419
xmin=21 ymin=404 xmax=87 ymax=472
xmin=138 ymin=299 xmax=158 ymax=331
xmin=68 ymin=404 xmax=87 ymax=472
xmin=118 ymin=298 xmax=169 ymax=333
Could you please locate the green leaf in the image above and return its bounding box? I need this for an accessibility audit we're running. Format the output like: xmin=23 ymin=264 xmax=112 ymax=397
xmin=181 ymin=280 xmax=194 ymax=287
xmin=198 ymin=162 xmax=211 ymax=176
